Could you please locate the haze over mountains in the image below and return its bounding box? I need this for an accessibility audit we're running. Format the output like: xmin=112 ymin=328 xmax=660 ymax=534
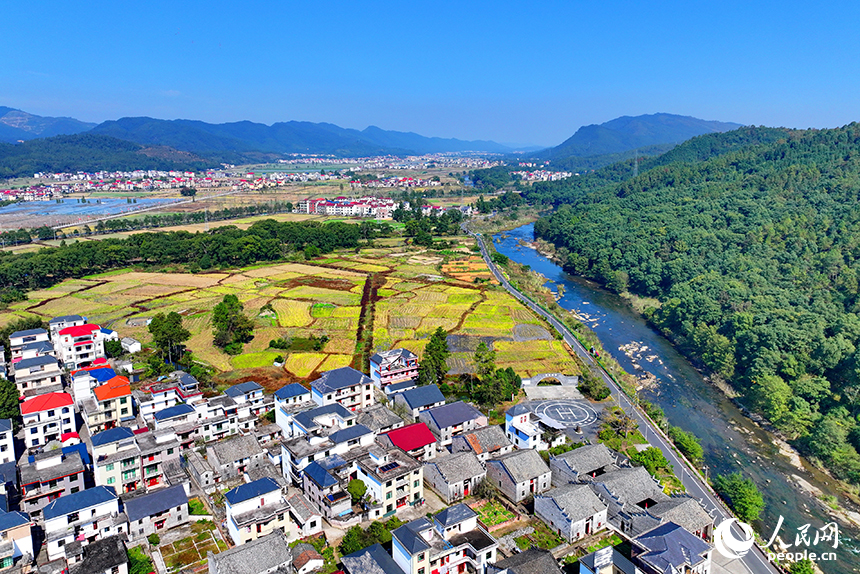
xmin=0 ymin=107 xmax=744 ymax=176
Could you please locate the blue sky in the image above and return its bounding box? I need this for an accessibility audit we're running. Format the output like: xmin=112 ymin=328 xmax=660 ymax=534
xmin=2 ymin=0 xmax=858 ymax=146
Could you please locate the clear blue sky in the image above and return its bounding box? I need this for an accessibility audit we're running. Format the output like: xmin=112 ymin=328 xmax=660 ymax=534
xmin=2 ymin=0 xmax=858 ymax=146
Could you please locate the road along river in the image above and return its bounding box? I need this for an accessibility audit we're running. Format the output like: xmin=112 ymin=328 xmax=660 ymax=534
xmin=489 ymin=223 xmax=858 ymax=574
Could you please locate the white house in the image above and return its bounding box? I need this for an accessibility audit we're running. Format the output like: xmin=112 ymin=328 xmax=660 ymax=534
xmin=20 ymin=392 xmax=76 ymax=449
xmin=534 ymin=485 xmax=608 ymax=542
xmin=0 ymin=511 xmax=33 ymax=569
xmin=310 ymin=367 xmax=375 ymax=411
xmin=274 ymin=383 xmax=312 ymax=436
xmin=54 ymin=323 xmax=106 ymax=370
xmin=0 ymin=420 xmax=13 ymax=464
xmin=504 ymin=404 xmax=566 ymax=451
xmin=486 ymin=449 xmax=552 ymax=503
xmin=225 ymin=477 xmax=292 ymax=545
xmin=43 ymin=486 xmax=127 ymax=561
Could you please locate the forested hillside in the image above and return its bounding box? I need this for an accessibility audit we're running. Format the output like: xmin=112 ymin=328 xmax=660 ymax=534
xmin=529 ymin=124 xmax=860 ymax=484
xmin=0 ymin=134 xmax=211 ymax=177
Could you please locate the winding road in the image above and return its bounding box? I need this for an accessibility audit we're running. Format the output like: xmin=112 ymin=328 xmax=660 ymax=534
xmin=466 ymin=225 xmax=779 ymax=574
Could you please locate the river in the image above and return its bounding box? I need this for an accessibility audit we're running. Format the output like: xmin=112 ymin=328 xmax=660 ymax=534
xmin=493 ymin=223 xmax=858 ymax=574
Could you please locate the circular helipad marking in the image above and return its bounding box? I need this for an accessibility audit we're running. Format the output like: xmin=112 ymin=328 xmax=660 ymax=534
xmin=533 ymin=399 xmax=598 ymax=427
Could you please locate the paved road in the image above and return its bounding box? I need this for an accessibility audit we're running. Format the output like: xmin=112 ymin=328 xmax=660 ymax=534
xmin=467 ymin=226 xmax=779 ymax=574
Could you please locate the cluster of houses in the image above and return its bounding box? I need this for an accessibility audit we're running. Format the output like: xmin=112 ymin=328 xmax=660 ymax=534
xmin=509 ymin=170 xmax=574 ymax=182
xmin=0 ymin=322 xmax=717 ymax=574
xmin=295 ymin=197 xmax=472 ymax=220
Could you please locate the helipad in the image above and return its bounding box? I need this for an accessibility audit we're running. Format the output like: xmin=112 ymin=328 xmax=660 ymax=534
xmin=533 ymin=399 xmax=599 ymax=428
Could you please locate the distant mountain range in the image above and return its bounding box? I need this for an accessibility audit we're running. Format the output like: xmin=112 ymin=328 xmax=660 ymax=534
xmin=0 ymin=107 xmax=745 ymax=175
xmin=0 ymin=107 xmax=96 ymax=142
xmin=536 ymin=113 xmax=744 ymax=170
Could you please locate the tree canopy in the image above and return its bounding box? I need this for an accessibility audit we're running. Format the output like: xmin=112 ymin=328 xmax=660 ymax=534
xmin=212 ymin=294 xmax=254 ymax=355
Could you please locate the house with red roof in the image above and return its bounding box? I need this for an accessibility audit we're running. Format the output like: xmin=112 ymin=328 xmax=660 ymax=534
xmin=81 ymin=375 xmax=132 ymax=432
xmin=378 ymin=422 xmax=437 ymax=461
xmin=55 ymin=324 xmax=105 ymax=370
xmin=21 ymin=392 xmax=76 ymax=449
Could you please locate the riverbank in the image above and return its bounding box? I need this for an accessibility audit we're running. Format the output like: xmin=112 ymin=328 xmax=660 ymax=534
xmin=491 ymin=223 xmax=859 ymax=574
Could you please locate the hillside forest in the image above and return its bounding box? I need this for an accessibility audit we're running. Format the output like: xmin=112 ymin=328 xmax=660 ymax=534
xmin=526 ymin=124 xmax=860 ymax=486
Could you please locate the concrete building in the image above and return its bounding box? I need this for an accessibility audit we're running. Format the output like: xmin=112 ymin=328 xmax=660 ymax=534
xmin=486 ymin=449 xmax=552 ymax=503
xmin=451 ymin=426 xmax=513 ymax=462
xmin=120 ymin=337 xmax=141 ymax=354
xmin=392 ymin=385 xmax=445 ymax=420
xmin=378 ymin=422 xmax=437 ymax=461
xmin=20 ymin=392 xmax=76 ymax=449
xmin=48 ymin=315 xmax=85 ymax=340
xmin=225 ymin=477 xmax=292 ymax=545
xmin=579 ymin=547 xmax=643 ymax=574
xmin=208 ymin=530 xmax=292 ymax=574
xmin=207 ymin=434 xmax=267 ymax=481
xmin=419 ymin=401 xmax=487 ymax=447
xmin=355 ymin=447 xmax=423 ymax=515
xmin=391 ymin=504 xmax=498 ymax=574
xmin=369 ymin=348 xmax=419 ymax=390
xmin=356 ymin=404 xmax=404 ymax=434
xmin=486 ymin=548 xmax=564 ymax=574
xmin=82 ymin=375 xmax=132 ymax=432
xmin=631 ymin=522 xmax=712 ymax=574
xmin=0 ymin=511 xmax=33 ymax=569
xmin=287 ymin=492 xmax=323 ymax=538
xmin=12 ymin=355 xmax=62 ymax=397
xmin=534 ymin=485 xmax=608 ymax=542
xmin=92 ymin=427 xmax=141 ymax=494
xmin=19 ymin=449 xmax=86 ymax=517
xmin=68 ymin=534 xmax=129 ymax=574
xmin=310 ymin=367 xmax=375 ymax=411
xmin=124 ymin=484 xmax=189 ymax=540
xmin=423 ymin=452 xmax=485 ymax=504
xmin=342 ymin=544 xmax=403 ymax=574
xmin=274 ymin=383 xmax=313 ymax=436
xmin=504 ymin=404 xmax=566 ymax=451
xmin=224 ymin=381 xmax=267 ymax=416
xmin=0 ymin=420 xmax=13 ymax=464
xmin=55 ymin=324 xmax=106 ymax=370
xmin=136 ymin=429 xmax=181 ymax=490
xmin=43 ymin=486 xmax=127 ymax=561
xmin=9 ymin=329 xmax=50 ymax=364
xmin=293 ymin=542 xmax=324 ymax=574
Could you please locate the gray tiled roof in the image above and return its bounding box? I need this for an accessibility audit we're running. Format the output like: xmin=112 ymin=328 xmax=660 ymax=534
xmin=426 ymin=452 xmax=485 ymax=484
xmin=456 ymin=425 xmax=510 ymax=455
xmin=424 ymin=401 xmax=483 ymax=429
xmin=434 ymin=503 xmax=477 ymax=528
xmin=539 ymin=485 xmax=606 ymax=523
xmin=646 ymin=496 xmax=713 ymax=534
xmin=554 ymin=443 xmax=615 ymax=475
xmin=633 ymin=521 xmax=712 ymax=571
xmin=342 ymin=543 xmax=404 ymax=574
xmin=356 ymin=404 xmax=403 ymax=432
xmin=589 ymin=466 xmax=667 ymax=508
xmin=124 ymin=484 xmax=188 ymax=523
xmin=210 ymin=434 xmax=263 ymax=466
xmin=209 ymin=530 xmax=292 ymax=574
xmin=490 ymin=449 xmax=549 ymax=484
xmin=492 ymin=548 xmax=562 ymax=574
xmin=311 ymin=366 xmax=372 ymax=393
xmin=288 ymin=492 xmax=318 ymax=523
xmin=69 ymin=534 xmax=128 ymax=574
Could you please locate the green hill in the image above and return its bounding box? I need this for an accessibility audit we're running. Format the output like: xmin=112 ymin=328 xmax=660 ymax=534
xmin=0 ymin=133 xmax=211 ymax=178
xmin=529 ymin=124 xmax=860 ymax=485
xmin=0 ymin=107 xmax=96 ymax=143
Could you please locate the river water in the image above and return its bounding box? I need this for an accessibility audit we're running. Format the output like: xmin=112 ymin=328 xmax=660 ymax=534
xmin=494 ymin=223 xmax=858 ymax=574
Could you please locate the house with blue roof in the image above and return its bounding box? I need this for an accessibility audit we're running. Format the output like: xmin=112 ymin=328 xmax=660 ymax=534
xmin=342 ymin=543 xmax=404 ymax=574
xmin=224 ymin=381 xmax=268 ymax=416
xmin=391 ymin=503 xmax=498 ymax=574
xmin=393 ymin=384 xmax=446 ymax=420
xmin=384 ymin=379 xmax=418 ymax=396
xmin=124 ymin=484 xmax=189 ymax=540
xmin=291 ymin=403 xmax=356 ymax=437
xmin=279 ymin=417 xmax=370 ymax=485
xmin=0 ymin=419 xmax=12 ymax=465
xmin=48 ymin=315 xmax=85 ymax=339
xmin=310 ymin=367 xmax=375 ymax=411
xmin=43 ymin=485 xmax=127 ymax=561
xmin=9 ymin=328 xmax=49 ymax=362
xmin=12 ymin=354 xmax=62 ymax=397
xmin=273 ymin=383 xmax=312 ymax=436
xmin=631 ymin=521 xmax=712 ymax=574
xmin=419 ymin=401 xmax=488 ymax=446
xmin=0 ymin=510 xmax=33 ymax=569
xmin=91 ymin=426 xmax=141 ymax=493
xmin=301 ymin=461 xmax=352 ymax=520
xmin=225 ymin=477 xmax=292 ymax=545
xmin=153 ymin=403 xmax=196 ymax=425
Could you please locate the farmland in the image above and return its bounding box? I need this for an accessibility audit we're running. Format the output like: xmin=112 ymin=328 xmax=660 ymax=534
xmin=0 ymin=238 xmax=583 ymax=382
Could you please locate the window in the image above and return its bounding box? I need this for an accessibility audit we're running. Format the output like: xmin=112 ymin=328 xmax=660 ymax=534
xmin=68 ymin=512 xmax=79 ymax=523
xmin=167 ymin=448 xmax=174 ymax=455
xmin=107 ymin=477 xmax=115 ymax=485
xmin=310 ymin=521 xmax=316 ymax=528
xmin=418 ymin=568 xmax=425 ymax=574
xmin=69 ymin=474 xmax=78 ymax=481
xmin=418 ymin=553 xmax=425 ymax=562
xmin=414 ymin=480 xmax=419 ymax=487
xmin=30 ymin=428 xmax=37 ymax=434
xmin=48 ymin=410 xmax=55 ymax=417
xmin=120 ymin=397 xmax=128 ymax=405
xmin=121 ymin=408 xmax=129 ymax=416
xmin=106 ymin=463 xmax=114 ymax=471
xmin=486 ymin=552 xmax=492 ymax=560
xmin=386 ymin=492 xmax=392 ymax=500
xmin=70 ymin=487 xmax=79 ymax=494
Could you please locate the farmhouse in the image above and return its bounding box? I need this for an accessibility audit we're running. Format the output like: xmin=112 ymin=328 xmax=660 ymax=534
xmin=378 ymin=422 xmax=437 ymax=461
xmin=392 ymin=385 xmax=445 ymax=420
xmin=43 ymin=486 xmax=127 ymax=561
xmin=123 ymin=484 xmax=189 ymax=540
xmin=342 ymin=544 xmax=403 ymax=574
xmin=451 ymin=425 xmax=513 ymax=462
xmin=208 ymin=434 xmax=267 ymax=481
xmin=20 ymin=392 xmax=76 ymax=449
xmin=12 ymin=355 xmax=63 ymax=397
xmin=534 ymin=484 xmax=608 ymax=542
xmin=549 ymin=443 xmax=618 ymax=486
xmin=419 ymin=401 xmax=487 ymax=446
xmin=311 ymin=367 xmax=375 ymax=411
xmin=19 ymin=449 xmax=86 ymax=517
xmin=486 ymin=449 xmax=552 ymax=503
xmin=274 ymin=383 xmax=313 ymax=436
xmin=0 ymin=510 xmax=33 ymax=569
xmin=9 ymin=328 xmax=50 ymax=363
xmin=0 ymin=420 xmax=12 ymax=465
xmin=504 ymin=404 xmax=566 ymax=451
xmin=225 ymin=477 xmax=292 ymax=545
xmin=631 ymin=522 xmax=712 ymax=574
xmin=207 ymin=530 xmax=292 ymax=574
xmin=356 ymin=403 xmax=404 ymax=433
xmin=423 ymin=452 xmax=486 ymax=504
xmin=68 ymin=534 xmax=129 ymax=574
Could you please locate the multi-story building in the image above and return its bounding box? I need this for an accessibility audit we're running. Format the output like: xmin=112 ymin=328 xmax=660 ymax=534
xmin=423 ymin=452 xmax=485 ymax=504
xmin=391 ymin=504 xmax=498 ymax=574
xmin=225 ymin=477 xmax=292 ymax=545
xmin=281 ymin=424 xmax=374 ymax=485
xmin=43 ymin=486 xmax=127 ymax=561
xmin=124 ymin=484 xmax=189 ymax=540
xmin=92 ymin=427 xmax=141 ymax=494
xmin=70 ymin=365 xmax=117 ymax=407
xmin=419 ymin=402 xmax=487 ymax=447
xmin=136 ymin=372 xmax=203 ymax=421
xmin=392 ymin=385 xmax=445 ymax=421
xmin=0 ymin=510 xmax=33 ymax=569
xmin=19 ymin=449 xmax=86 ymax=518
xmin=12 ymin=355 xmax=62 ymax=397
xmin=0 ymin=420 xmax=13 ymax=464
xmin=369 ymin=349 xmax=419 ymax=390
xmin=20 ymin=392 xmax=76 ymax=449
xmin=9 ymin=329 xmax=50 ymax=364
xmin=15 ymin=340 xmax=55 ymax=364
xmin=48 ymin=315 xmax=85 ymax=340
xmin=355 ymin=447 xmax=423 ymax=515
xmin=55 ymin=324 xmax=106 ymax=370
xmin=136 ymin=429 xmax=181 ymax=490
xmin=207 ymin=435 xmax=267 ymax=481
xmin=310 ymin=367 xmax=375 ymax=411
xmin=378 ymin=423 xmax=437 ymax=462
xmin=504 ymin=404 xmax=566 ymax=451
xmin=224 ymin=381 xmax=267 ymax=416
xmin=82 ymin=375 xmax=132 ymax=432
xmin=273 ymin=383 xmax=312 ymax=436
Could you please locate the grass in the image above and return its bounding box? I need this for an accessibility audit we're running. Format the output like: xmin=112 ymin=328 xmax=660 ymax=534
xmin=525 ymin=519 xmax=567 ymax=550
xmin=231 ymin=351 xmax=282 ymax=369
xmin=159 ymin=520 xmax=224 ymax=572
xmin=188 ymin=498 xmax=207 ymax=515
xmin=284 ymin=352 xmax=327 ymax=377
xmin=473 ymin=500 xmax=515 ymax=526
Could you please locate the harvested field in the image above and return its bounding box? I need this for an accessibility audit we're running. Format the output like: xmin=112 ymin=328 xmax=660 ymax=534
xmin=284 ymin=353 xmax=327 ymax=378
